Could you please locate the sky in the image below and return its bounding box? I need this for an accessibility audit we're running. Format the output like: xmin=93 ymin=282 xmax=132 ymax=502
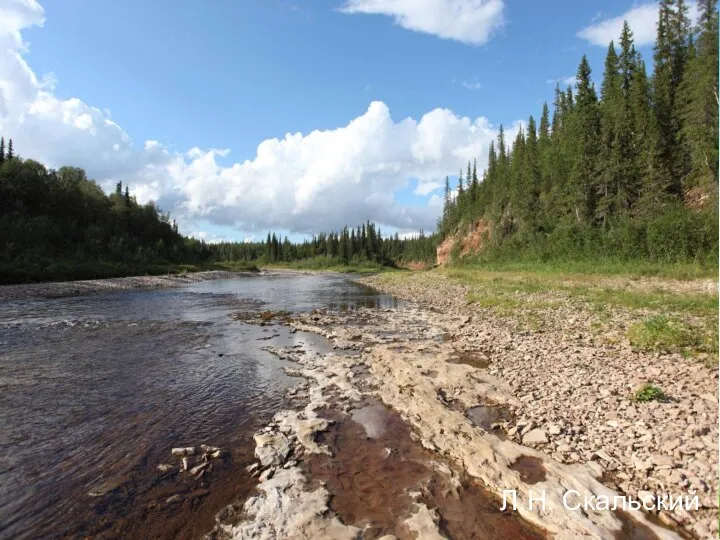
xmin=0 ymin=0 xmax=691 ymax=243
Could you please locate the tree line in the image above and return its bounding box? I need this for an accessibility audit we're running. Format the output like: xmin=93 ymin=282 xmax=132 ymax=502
xmin=439 ymin=0 xmax=718 ymax=264
xmin=199 ymin=224 xmax=435 ymax=267
xmin=0 ymin=140 xmax=435 ymax=282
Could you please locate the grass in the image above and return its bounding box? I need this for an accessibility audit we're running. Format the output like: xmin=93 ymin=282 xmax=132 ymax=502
xmin=440 ymin=266 xmax=717 ymax=318
xmin=627 ymin=315 xmax=706 ymax=353
xmin=375 ymin=261 xmax=718 ymax=361
xmin=633 ymin=384 xmax=666 ymax=403
xmin=453 ymin=258 xmax=717 ymax=280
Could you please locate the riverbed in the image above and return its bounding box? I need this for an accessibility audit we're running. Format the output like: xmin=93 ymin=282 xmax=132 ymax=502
xmin=0 ymin=273 xmax=397 ymax=539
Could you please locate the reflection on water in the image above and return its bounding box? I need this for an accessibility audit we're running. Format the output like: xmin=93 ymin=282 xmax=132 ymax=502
xmin=0 ymin=274 xmax=398 ymax=539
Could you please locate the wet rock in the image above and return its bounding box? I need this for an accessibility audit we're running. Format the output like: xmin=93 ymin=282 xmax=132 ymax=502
xmin=253 ymin=432 xmax=291 ymax=467
xmin=156 ymin=463 xmax=175 ymax=474
xmin=166 ymin=494 xmax=183 ymax=504
xmin=215 ymin=504 xmax=238 ymax=524
xmin=404 ymin=504 xmax=444 ymax=540
xmin=171 ymin=447 xmax=197 ymax=457
xmin=189 ymin=462 xmax=210 ymax=476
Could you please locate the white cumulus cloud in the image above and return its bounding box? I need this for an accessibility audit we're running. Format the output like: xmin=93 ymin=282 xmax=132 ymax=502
xmin=339 ymin=0 xmax=505 ymax=45
xmin=0 ymin=0 xmax=519 ymax=238
xmin=577 ymin=2 xmax=698 ymax=47
xmin=545 ymin=75 xmax=577 ymax=86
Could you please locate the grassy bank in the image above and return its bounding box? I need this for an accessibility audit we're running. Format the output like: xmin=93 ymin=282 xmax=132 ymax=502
xmin=371 ymin=264 xmax=718 ymax=365
xmin=451 ymin=257 xmax=718 ymax=280
xmin=261 ymin=256 xmax=398 ymax=274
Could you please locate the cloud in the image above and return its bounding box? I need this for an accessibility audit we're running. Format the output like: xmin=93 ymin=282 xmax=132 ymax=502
xmin=461 ymin=80 xmax=482 ymax=90
xmin=339 ymin=0 xmax=505 ymax=46
xmin=189 ymin=231 xmax=232 ymax=244
xmin=414 ymin=180 xmax=443 ymax=196
xmin=0 ymin=0 xmax=518 ymax=238
xmin=577 ymin=2 xmax=698 ymax=47
xmin=545 ymin=75 xmax=576 ymax=86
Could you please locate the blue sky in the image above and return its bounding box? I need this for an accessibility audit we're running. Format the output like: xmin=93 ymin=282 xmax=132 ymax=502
xmin=3 ymin=0 xmax=671 ymax=242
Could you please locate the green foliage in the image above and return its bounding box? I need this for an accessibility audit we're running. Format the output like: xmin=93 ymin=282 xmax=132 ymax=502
xmin=627 ymin=315 xmax=699 ymax=352
xmin=633 ymin=384 xmax=666 ymax=403
xmin=437 ymin=0 xmax=717 ymax=269
xmin=0 ymin=150 xmax=198 ymax=283
xmin=0 ymin=143 xmax=433 ymax=283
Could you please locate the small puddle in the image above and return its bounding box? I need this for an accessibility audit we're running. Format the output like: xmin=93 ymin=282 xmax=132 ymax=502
xmin=613 ymin=510 xmax=661 ymax=540
xmin=306 ymin=403 xmax=545 ymax=539
xmin=350 ymin=404 xmax=393 ymax=439
xmin=466 ymin=405 xmax=513 ymax=438
xmin=448 ymin=350 xmax=491 ymax=370
xmin=509 ymin=456 xmax=547 ymax=485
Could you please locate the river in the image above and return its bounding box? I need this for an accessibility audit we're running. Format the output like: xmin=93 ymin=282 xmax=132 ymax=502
xmin=0 ymin=273 xmax=398 ymax=539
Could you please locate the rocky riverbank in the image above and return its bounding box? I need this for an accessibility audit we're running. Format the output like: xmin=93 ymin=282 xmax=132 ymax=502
xmin=0 ymin=270 xmax=256 ymax=302
xmin=207 ymin=267 xmax=717 ymax=539
xmin=353 ymin=271 xmax=718 ymax=539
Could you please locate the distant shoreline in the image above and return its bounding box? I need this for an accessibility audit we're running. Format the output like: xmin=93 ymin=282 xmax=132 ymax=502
xmin=0 ymin=270 xmax=251 ymax=302
xmin=0 ymin=267 xmax=386 ymax=302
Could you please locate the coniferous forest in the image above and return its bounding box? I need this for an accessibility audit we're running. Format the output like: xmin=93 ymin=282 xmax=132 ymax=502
xmin=0 ymin=137 xmax=434 ymax=283
xmin=0 ymin=0 xmax=717 ymax=284
xmin=438 ymin=0 xmax=718 ymax=266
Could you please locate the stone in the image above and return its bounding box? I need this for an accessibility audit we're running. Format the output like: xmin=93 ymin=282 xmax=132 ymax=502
xmin=586 ymin=461 xmax=604 ymax=478
xmin=591 ymin=449 xmax=614 ymax=463
xmin=651 ymin=454 xmax=674 ymax=468
xmin=215 ymin=504 xmax=238 ymax=524
xmin=189 ymin=462 xmax=209 ymax=476
xmin=547 ymin=423 xmax=563 ymax=436
xmin=259 ymin=468 xmax=275 ymax=482
xmin=171 ymin=447 xmax=196 ymax=457
xmin=254 ymin=432 xmax=291 ymax=467
xmin=522 ymin=429 xmax=548 ymax=445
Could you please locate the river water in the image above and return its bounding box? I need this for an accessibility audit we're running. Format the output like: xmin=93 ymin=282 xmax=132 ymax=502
xmin=0 ymin=274 xmax=399 ymax=539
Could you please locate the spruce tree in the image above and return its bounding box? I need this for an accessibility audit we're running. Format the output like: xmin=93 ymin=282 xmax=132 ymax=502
xmin=596 ymin=42 xmax=624 ymax=225
xmin=522 ymin=115 xmax=540 ymax=229
xmin=6 ymin=139 xmax=13 ymax=160
xmin=567 ymin=55 xmax=600 ymax=222
xmin=0 ymin=137 xmax=5 ymax=165
xmin=677 ymin=0 xmax=718 ymax=192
